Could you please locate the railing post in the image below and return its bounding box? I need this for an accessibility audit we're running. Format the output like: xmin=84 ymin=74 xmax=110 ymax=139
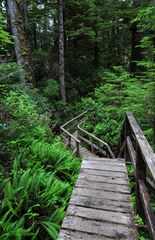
xmin=90 ymin=136 xmax=94 ymax=153
xmin=124 ymin=115 xmax=131 ymax=163
xmin=76 ymin=141 xmax=80 ymax=156
xmin=77 ymin=126 xmax=80 ymax=140
xmin=68 ymin=135 xmax=71 ymax=148
xmin=106 ymin=148 xmax=109 ymax=158
xmin=135 ymin=145 xmax=146 ymax=220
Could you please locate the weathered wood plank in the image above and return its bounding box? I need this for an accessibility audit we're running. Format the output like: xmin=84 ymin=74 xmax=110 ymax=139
xmin=61 ymin=216 xmax=138 ymax=239
xmin=59 ymin=230 xmax=112 ymax=240
xmin=70 ymin=195 xmax=132 ymax=213
xmin=73 ymin=187 xmax=130 ymax=202
xmin=84 ymin=157 xmax=125 ymax=163
xmin=80 ymin=168 xmax=128 ymax=178
xmin=79 ymin=172 xmax=128 ymax=185
xmin=81 ymin=161 xmax=127 ymax=172
xmin=84 ymin=160 xmax=126 ymax=167
xmin=67 ymin=205 xmax=132 ymax=225
xmin=139 ymin=180 xmax=155 ymax=240
xmin=126 ymin=136 xmax=136 ymax=169
xmin=126 ymin=112 xmax=155 ymax=181
xmin=76 ymin=179 xmax=130 ymax=193
xmin=59 ymin=129 xmax=138 ymax=240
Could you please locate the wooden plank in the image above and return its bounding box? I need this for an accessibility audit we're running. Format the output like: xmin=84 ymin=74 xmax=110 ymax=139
xmin=79 ymin=147 xmax=97 ymax=158
xmin=76 ymin=179 xmax=130 ymax=193
xmin=59 ymin=230 xmax=111 ymax=240
xmin=67 ymin=205 xmax=132 ymax=225
xmin=70 ymin=195 xmax=132 ymax=213
xmin=126 ymin=112 xmax=155 ymax=181
xmin=81 ymin=161 xmax=127 ymax=173
xmin=84 ymin=160 xmax=126 ymax=167
xmin=126 ymin=136 xmax=136 ymax=169
xmin=80 ymin=167 xmax=128 ymax=178
xmin=79 ymin=172 xmax=128 ymax=185
xmin=139 ymin=180 xmax=155 ymax=240
xmin=59 ymin=117 xmax=139 ymax=240
xmin=84 ymin=157 xmax=125 ymax=163
xmin=61 ymin=216 xmax=138 ymax=239
xmin=73 ymin=187 xmax=130 ymax=202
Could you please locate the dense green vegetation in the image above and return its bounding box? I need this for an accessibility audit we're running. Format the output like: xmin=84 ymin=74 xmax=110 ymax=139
xmin=0 ymin=0 xmax=155 ymax=239
xmin=0 ymin=87 xmax=80 ymax=239
xmin=77 ymin=66 xmax=154 ymax=150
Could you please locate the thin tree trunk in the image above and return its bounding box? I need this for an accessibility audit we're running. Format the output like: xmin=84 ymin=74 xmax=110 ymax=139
xmin=129 ymin=23 xmax=142 ymax=73
xmin=23 ymin=0 xmax=35 ymax=86
xmin=59 ymin=0 xmax=66 ymax=102
xmin=7 ymin=0 xmax=34 ymax=86
xmin=94 ymin=14 xmax=99 ymax=67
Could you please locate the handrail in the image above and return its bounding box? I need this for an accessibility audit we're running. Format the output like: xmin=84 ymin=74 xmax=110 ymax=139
xmin=60 ymin=110 xmax=114 ymax=158
xmin=60 ymin=111 xmax=87 ymax=155
xmin=60 ymin=127 xmax=80 ymax=143
xmin=118 ymin=112 xmax=155 ymax=240
xmin=61 ymin=111 xmax=87 ymax=129
xmin=126 ymin=112 xmax=155 ymax=181
xmin=78 ymin=121 xmax=115 ymax=158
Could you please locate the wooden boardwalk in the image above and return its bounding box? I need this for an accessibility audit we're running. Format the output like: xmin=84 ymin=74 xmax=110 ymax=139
xmin=58 ymin=147 xmax=138 ymax=240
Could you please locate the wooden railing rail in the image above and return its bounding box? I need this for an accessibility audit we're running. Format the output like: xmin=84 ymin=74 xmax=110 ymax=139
xmin=77 ymin=121 xmax=115 ymax=159
xmin=60 ymin=112 xmax=87 ymax=155
xmin=118 ymin=112 xmax=155 ymax=239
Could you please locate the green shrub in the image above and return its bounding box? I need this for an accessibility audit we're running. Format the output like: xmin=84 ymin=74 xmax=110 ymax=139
xmin=44 ymin=79 xmax=59 ymax=99
xmin=0 ymin=13 xmax=12 ymax=51
xmin=76 ymin=67 xmax=154 ymax=150
xmin=0 ymin=88 xmax=80 ymax=239
xmin=0 ymin=62 xmax=20 ymax=99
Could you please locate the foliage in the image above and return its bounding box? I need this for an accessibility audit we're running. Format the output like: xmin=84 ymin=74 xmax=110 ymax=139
xmin=44 ymin=79 xmax=59 ymax=99
xmin=77 ymin=67 xmax=154 ymax=150
xmin=0 ymin=1 xmax=154 ymax=239
xmin=0 ymin=13 xmax=12 ymax=51
xmin=133 ymin=7 xmax=155 ymax=32
xmin=0 ymin=62 xmax=20 ymax=101
xmin=134 ymin=215 xmax=144 ymax=225
xmin=127 ymin=165 xmax=134 ymax=174
xmin=0 ymin=88 xmax=80 ymax=239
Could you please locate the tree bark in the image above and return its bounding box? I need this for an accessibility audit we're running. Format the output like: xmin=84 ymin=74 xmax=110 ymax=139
xmin=129 ymin=23 xmax=142 ymax=73
xmin=7 ymin=0 xmax=34 ymax=86
xmin=59 ymin=0 xmax=66 ymax=102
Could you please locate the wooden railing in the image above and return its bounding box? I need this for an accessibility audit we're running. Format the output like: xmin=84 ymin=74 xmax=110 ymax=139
xmin=77 ymin=121 xmax=115 ymax=158
xmin=118 ymin=112 xmax=155 ymax=239
xmin=60 ymin=111 xmax=114 ymax=158
xmin=60 ymin=112 xmax=87 ymax=155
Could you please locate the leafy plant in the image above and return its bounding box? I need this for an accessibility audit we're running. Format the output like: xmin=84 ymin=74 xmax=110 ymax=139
xmin=44 ymin=79 xmax=59 ymax=99
xmin=0 ymin=13 xmax=12 ymax=51
xmin=76 ymin=67 xmax=154 ymax=150
xmin=134 ymin=215 xmax=144 ymax=225
xmin=0 ymin=87 xmax=81 ymax=239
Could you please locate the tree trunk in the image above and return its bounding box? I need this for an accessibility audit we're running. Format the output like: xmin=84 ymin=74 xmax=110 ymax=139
xmin=94 ymin=17 xmax=99 ymax=67
xmin=59 ymin=0 xmax=66 ymax=102
xmin=7 ymin=0 xmax=34 ymax=86
xmin=129 ymin=23 xmax=142 ymax=73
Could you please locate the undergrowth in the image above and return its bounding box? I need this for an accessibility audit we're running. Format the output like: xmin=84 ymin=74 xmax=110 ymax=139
xmin=0 ymin=87 xmax=81 ymax=239
xmin=75 ymin=67 xmax=154 ymax=151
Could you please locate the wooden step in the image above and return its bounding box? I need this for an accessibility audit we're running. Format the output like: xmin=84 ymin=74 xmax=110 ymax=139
xmin=58 ymin=147 xmax=138 ymax=239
